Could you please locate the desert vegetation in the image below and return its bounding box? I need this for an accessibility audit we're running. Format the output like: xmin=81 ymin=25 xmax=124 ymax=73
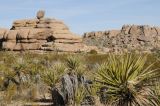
xmin=0 ymin=51 xmax=159 ymax=106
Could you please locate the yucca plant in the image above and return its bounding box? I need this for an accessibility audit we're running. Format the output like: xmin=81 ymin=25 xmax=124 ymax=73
xmin=41 ymin=63 xmax=66 ymax=88
xmin=74 ymin=85 xmax=86 ymax=105
xmin=94 ymin=54 xmax=160 ymax=106
xmin=0 ymin=63 xmax=20 ymax=90
xmin=64 ymin=56 xmax=95 ymax=106
xmin=41 ymin=62 xmax=66 ymax=105
xmin=66 ymin=56 xmax=80 ymax=69
xmin=66 ymin=56 xmax=82 ymax=72
xmin=65 ymin=56 xmax=86 ymax=78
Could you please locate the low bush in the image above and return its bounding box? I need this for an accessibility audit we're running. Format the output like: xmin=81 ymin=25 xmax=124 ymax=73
xmin=88 ymin=49 xmax=98 ymax=54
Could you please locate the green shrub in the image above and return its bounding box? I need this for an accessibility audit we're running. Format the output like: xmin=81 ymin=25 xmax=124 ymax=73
xmin=94 ymin=54 xmax=160 ymax=106
xmin=88 ymin=49 xmax=98 ymax=54
xmin=0 ymin=51 xmax=160 ymax=105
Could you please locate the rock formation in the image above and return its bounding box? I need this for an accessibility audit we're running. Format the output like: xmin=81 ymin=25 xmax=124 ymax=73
xmin=0 ymin=11 xmax=95 ymax=53
xmin=83 ymin=25 xmax=160 ymax=53
xmin=1 ymin=11 xmax=160 ymax=53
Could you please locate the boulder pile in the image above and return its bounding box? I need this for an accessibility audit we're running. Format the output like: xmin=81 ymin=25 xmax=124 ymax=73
xmin=83 ymin=25 xmax=160 ymax=53
xmin=1 ymin=11 xmax=160 ymax=53
xmin=0 ymin=10 xmax=94 ymax=52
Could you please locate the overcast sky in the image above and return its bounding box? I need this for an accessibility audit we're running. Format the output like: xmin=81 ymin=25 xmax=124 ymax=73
xmin=0 ymin=0 xmax=160 ymax=35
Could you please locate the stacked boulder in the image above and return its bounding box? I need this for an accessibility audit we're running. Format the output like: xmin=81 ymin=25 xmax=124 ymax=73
xmin=83 ymin=25 xmax=160 ymax=53
xmin=0 ymin=10 xmax=92 ymax=52
xmin=0 ymin=28 xmax=8 ymax=49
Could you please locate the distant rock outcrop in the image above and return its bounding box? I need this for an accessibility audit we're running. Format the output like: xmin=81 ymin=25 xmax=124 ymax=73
xmin=83 ymin=25 xmax=160 ymax=53
xmin=1 ymin=11 xmax=159 ymax=53
xmin=0 ymin=11 xmax=95 ymax=53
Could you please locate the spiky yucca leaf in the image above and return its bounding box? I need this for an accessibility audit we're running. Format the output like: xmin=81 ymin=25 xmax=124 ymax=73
xmin=41 ymin=63 xmax=66 ymax=87
xmin=53 ymin=62 xmax=66 ymax=76
xmin=65 ymin=56 xmax=85 ymax=76
xmin=74 ymin=85 xmax=86 ymax=105
xmin=66 ymin=56 xmax=81 ymax=71
xmin=95 ymin=54 xmax=160 ymax=106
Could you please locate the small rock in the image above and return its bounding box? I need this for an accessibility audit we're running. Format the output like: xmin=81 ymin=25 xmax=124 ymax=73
xmin=37 ymin=10 xmax=45 ymax=19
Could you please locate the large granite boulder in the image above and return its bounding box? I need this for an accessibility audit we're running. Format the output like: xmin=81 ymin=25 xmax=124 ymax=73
xmin=0 ymin=28 xmax=8 ymax=39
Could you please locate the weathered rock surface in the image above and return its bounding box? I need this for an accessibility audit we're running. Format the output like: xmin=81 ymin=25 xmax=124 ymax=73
xmin=0 ymin=11 xmax=96 ymax=53
xmin=83 ymin=25 xmax=160 ymax=53
xmin=1 ymin=11 xmax=159 ymax=53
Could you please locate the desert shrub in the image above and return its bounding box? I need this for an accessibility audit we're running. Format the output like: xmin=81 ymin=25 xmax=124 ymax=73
xmin=41 ymin=62 xmax=66 ymax=88
xmin=0 ymin=52 xmax=160 ymax=105
xmin=74 ymin=85 xmax=86 ymax=105
xmin=66 ymin=56 xmax=85 ymax=74
xmin=94 ymin=54 xmax=160 ymax=106
xmin=88 ymin=49 xmax=98 ymax=54
xmin=3 ymin=84 xmax=17 ymax=103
